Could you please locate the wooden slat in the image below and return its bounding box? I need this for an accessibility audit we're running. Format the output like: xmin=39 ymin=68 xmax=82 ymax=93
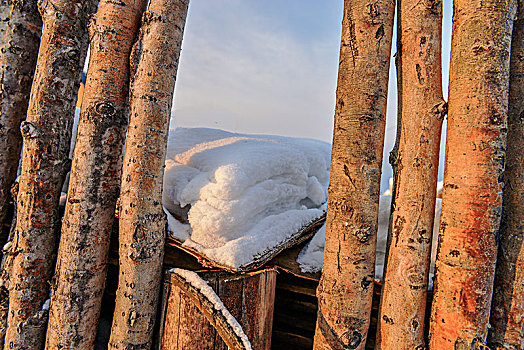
xmin=271 ymin=330 xmax=313 ymax=349
xmin=159 ymin=269 xmax=277 ymax=350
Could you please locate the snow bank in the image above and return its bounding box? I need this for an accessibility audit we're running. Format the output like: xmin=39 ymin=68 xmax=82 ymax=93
xmin=163 ymin=128 xmax=331 ymax=269
xmin=297 ymin=195 xmax=442 ymax=282
xmin=171 ymin=268 xmax=252 ymax=350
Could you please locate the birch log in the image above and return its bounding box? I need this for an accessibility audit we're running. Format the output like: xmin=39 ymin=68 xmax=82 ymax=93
xmin=3 ymin=0 xmax=98 ymax=348
xmin=0 ymin=0 xmax=41 ymax=239
xmin=376 ymin=0 xmax=445 ymax=348
xmin=428 ymin=1 xmax=517 ymax=348
xmin=108 ymin=0 xmax=189 ymax=347
xmin=45 ymin=0 xmax=147 ymax=348
xmin=488 ymin=2 xmax=524 ymax=349
xmin=313 ymin=1 xmax=395 ymax=349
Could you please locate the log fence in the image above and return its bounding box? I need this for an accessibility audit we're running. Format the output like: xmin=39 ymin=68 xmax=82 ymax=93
xmin=0 ymin=0 xmax=522 ymax=349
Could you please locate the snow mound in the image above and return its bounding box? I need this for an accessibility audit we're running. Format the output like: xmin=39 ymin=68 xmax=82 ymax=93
xmin=163 ymin=127 xmax=331 ymax=269
xmin=297 ymin=195 xmax=442 ymax=282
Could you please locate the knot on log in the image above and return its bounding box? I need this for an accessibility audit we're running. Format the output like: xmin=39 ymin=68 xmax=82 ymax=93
xmin=317 ymin=308 xmax=363 ymax=350
xmin=389 ymin=149 xmax=398 ymax=167
xmin=353 ymin=227 xmax=371 ymax=243
xmin=94 ymin=101 xmax=116 ymax=117
xmin=365 ymin=3 xmax=380 ymax=20
xmin=142 ymin=11 xmax=163 ymax=25
xmin=20 ymin=121 xmax=40 ymax=140
xmin=422 ymin=0 xmax=441 ymax=11
xmin=431 ymin=100 xmax=448 ymax=120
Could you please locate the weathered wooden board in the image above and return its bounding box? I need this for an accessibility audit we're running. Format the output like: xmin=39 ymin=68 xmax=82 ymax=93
xmin=159 ymin=268 xmax=277 ymax=350
xmin=266 ymin=239 xmax=321 ymax=281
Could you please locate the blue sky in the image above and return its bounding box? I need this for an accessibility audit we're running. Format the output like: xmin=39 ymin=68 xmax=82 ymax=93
xmin=172 ymin=0 xmax=453 ymax=190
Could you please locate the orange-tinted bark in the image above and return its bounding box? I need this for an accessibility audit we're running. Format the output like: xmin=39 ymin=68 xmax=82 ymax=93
xmin=313 ymin=1 xmax=395 ymax=349
xmin=0 ymin=0 xmax=41 ymax=234
xmin=488 ymin=2 xmax=524 ymax=349
xmin=376 ymin=0 xmax=445 ymax=348
xmin=4 ymin=0 xmax=97 ymax=348
xmin=428 ymin=1 xmax=517 ymax=349
xmin=108 ymin=0 xmax=189 ymax=347
xmin=0 ymin=2 xmax=41 ymax=347
xmin=44 ymin=0 xmax=147 ymax=348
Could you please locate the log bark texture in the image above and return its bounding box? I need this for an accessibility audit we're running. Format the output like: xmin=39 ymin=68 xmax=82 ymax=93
xmin=0 ymin=183 xmax=18 ymax=349
xmin=0 ymin=0 xmax=41 ymax=239
xmin=428 ymin=1 xmax=517 ymax=349
xmin=3 ymin=0 xmax=97 ymax=349
xmin=488 ymin=2 xmax=524 ymax=349
xmin=160 ymin=269 xmax=276 ymax=350
xmin=108 ymin=0 xmax=189 ymax=347
xmin=376 ymin=0 xmax=445 ymax=348
xmin=44 ymin=0 xmax=147 ymax=348
xmin=313 ymin=1 xmax=395 ymax=349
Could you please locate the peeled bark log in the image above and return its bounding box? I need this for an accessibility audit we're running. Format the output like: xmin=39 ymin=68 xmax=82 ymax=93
xmin=0 ymin=0 xmax=41 ymax=240
xmin=488 ymin=2 xmax=524 ymax=349
xmin=108 ymin=0 xmax=189 ymax=347
xmin=376 ymin=0 xmax=445 ymax=348
xmin=313 ymin=1 xmax=395 ymax=349
xmin=428 ymin=1 xmax=517 ymax=349
xmin=45 ymin=0 xmax=147 ymax=348
xmin=4 ymin=1 xmax=98 ymax=349
xmin=0 ymin=183 xmax=18 ymax=349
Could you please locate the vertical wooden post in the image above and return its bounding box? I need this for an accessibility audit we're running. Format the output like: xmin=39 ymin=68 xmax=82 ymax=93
xmin=4 ymin=1 xmax=98 ymax=348
xmin=108 ymin=0 xmax=189 ymax=347
xmin=45 ymin=0 xmax=147 ymax=348
xmin=488 ymin=1 xmax=524 ymax=348
xmin=313 ymin=1 xmax=395 ymax=349
xmin=428 ymin=1 xmax=518 ymax=348
xmin=160 ymin=269 xmax=276 ymax=350
xmin=376 ymin=0 xmax=445 ymax=348
xmin=0 ymin=0 xmax=41 ymax=234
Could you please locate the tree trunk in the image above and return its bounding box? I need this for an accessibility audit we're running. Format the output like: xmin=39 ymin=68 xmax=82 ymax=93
xmin=428 ymin=1 xmax=517 ymax=349
xmin=108 ymin=0 xmax=189 ymax=347
xmin=0 ymin=0 xmax=41 ymax=242
xmin=376 ymin=0 xmax=445 ymax=348
xmin=488 ymin=2 xmax=524 ymax=349
xmin=313 ymin=1 xmax=395 ymax=349
xmin=44 ymin=0 xmax=147 ymax=348
xmin=160 ymin=269 xmax=276 ymax=350
xmin=3 ymin=1 xmax=98 ymax=349
xmin=0 ymin=182 xmax=18 ymax=349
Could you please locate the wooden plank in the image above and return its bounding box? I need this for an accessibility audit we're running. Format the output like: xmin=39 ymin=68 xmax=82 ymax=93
xmin=161 ymin=281 xmax=180 ymax=348
xmin=178 ymin=288 xmax=217 ymax=349
xmin=271 ymin=330 xmax=313 ymax=349
xmin=260 ymin=272 xmax=276 ymax=349
xmin=276 ymin=280 xmax=317 ymax=298
xmin=266 ymin=238 xmax=321 ymax=281
xmin=159 ymin=269 xmax=277 ymax=350
xmin=214 ymin=274 xmax=243 ymax=350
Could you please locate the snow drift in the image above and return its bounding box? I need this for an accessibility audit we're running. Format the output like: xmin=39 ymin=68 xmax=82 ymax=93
xmin=162 ymin=128 xmax=331 ymax=269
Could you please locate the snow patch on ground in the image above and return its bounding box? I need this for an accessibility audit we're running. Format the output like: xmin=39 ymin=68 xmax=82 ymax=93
xmin=297 ymin=195 xmax=442 ymax=283
xmin=171 ymin=268 xmax=252 ymax=350
xmin=163 ymin=128 xmax=330 ymax=269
